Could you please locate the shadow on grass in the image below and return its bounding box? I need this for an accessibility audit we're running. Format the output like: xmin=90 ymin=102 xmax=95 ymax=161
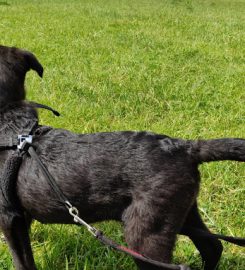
xmin=0 ymin=1 xmax=10 ymax=6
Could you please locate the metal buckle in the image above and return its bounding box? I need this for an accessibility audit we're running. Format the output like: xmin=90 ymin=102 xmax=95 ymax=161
xmin=17 ymin=135 xmax=33 ymax=150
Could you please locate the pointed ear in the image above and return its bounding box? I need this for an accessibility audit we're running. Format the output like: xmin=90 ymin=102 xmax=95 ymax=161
xmin=23 ymin=50 xmax=44 ymax=78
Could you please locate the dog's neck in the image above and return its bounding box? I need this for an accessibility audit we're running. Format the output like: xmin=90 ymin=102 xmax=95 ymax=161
xmin=0 ymin=101 xmax=38 ymax=136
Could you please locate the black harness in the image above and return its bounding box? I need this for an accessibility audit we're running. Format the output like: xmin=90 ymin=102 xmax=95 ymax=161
xmin=0 ymin=104 xmax=244 ymax=270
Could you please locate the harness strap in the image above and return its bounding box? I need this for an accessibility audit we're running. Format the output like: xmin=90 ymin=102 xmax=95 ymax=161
xmin=0 ymin=102 xmax=59 ymax=151
xmin=0 ymin=122 xmax=37 ymax=152
xmin=0 ymin=138 xmax=18 ymax=150
xmin=0 ymin=151 xmax=23 ymax=207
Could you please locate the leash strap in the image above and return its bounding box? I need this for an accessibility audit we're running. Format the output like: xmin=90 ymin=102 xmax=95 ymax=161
xmin=182 ymin=226 xmax=245 ymax=247
xmin=28 ymin=146 xmax=69 ymax=206
xmin=95 ymin=231 xmax=190 ymax=270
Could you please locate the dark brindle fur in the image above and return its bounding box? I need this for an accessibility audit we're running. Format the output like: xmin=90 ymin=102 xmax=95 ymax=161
xmin=0 ymin=45 xmax=244 ymax=270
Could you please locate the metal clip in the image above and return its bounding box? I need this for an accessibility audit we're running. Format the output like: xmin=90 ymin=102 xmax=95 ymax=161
xmin=17 ymin=135 xmax=33 ymax=151
xmin=66 ymin=200 xmax=98 ymax=237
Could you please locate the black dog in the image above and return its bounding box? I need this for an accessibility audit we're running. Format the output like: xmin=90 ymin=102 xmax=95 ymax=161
xmin=0 ymin=45 xmax=244 ymax=270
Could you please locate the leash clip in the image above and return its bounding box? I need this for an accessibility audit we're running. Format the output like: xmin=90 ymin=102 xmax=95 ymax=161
xmin=17 ymin=135 xmax=33 ymax=151
xmin=65 ymin=200 xmax=98 ymax=237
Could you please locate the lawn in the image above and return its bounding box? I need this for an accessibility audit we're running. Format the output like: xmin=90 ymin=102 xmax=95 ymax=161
xmin=0 ymin=0 xmax=244 ymax=269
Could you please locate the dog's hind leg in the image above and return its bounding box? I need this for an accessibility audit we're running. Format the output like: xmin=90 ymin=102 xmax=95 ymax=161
xmin=181 ymin=203 xmax=223 ymax=270
xmin=0 ymin=213 xmax=36 ymax=270
xmin=122 ymin=190 xmax=195 ymax=270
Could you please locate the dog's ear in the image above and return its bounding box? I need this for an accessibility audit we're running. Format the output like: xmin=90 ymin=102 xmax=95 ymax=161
xmin=22 ymin=50 xmax=44 ymax=78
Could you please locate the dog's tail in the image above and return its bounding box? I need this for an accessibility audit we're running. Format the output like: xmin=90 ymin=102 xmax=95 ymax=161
xmin=190 ymin=138 xmax=245 ymax=163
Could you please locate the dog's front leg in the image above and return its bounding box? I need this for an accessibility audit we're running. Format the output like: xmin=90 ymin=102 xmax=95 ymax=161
xmin=0 ymin=213 xmax=36 ymax=270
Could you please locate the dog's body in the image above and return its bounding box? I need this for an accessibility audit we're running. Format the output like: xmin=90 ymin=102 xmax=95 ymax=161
xmin=0 ymin=45 xmax=244 ymax=270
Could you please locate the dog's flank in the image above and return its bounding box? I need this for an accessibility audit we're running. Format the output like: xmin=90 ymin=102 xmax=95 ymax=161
xmin=0 ymin=45 xmax=244 ymax=270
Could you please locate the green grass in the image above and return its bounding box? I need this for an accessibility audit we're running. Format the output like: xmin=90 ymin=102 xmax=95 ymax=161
xmin=0 ymin=0 xmax=245 ymax=269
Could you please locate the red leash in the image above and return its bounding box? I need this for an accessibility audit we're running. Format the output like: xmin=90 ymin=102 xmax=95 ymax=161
xmin=95 ymin=230 xmax=190 ymax=270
